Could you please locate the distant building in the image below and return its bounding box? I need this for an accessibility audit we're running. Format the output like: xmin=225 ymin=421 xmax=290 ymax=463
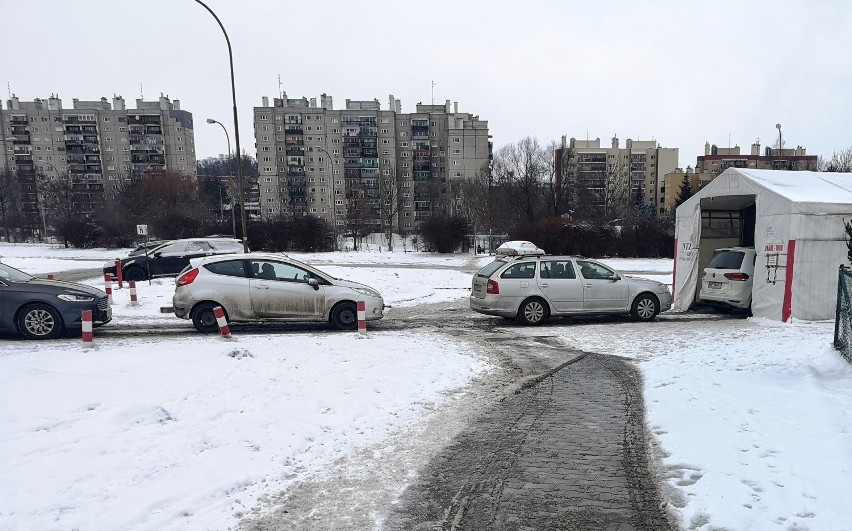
xmin=661 ymin=167 xmax=715 ymax=212
xmin=659 ymin=141 xmax=820 ymax=213
xmin=556 ymin=136 xmax=679 ymax=215
xmin=0 ymin=94 xmax=195 ymax=231
xmin=695 ymin=141 xmax=818 ymax=174
xmin=252 ymin=92 xmax=491 ymax=232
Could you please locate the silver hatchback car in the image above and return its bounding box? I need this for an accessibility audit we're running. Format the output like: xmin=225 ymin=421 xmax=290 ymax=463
xmin=173 ymin=252 xmax=385 ymax=332
xmin=470 ymin=255 xmax=672 ymax=324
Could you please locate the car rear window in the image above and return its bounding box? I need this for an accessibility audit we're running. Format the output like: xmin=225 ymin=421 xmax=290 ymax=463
xmin=204 ymin=259 xmax=247 ymax=277
xmin=708 ymin=250 xmax=745 ymax=269
xmin=475 ymin=260 xmax=509 ymax=278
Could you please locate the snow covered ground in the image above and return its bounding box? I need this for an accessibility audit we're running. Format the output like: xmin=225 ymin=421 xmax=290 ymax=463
xmin=1 ymin=242 xmax=849 ymax=530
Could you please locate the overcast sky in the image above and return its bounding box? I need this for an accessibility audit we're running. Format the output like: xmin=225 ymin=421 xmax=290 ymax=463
xmin=3 ymin=0 xmax=851 ymax=168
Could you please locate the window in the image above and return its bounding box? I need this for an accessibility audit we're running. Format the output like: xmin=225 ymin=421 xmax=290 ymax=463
xmin=452 ymin=149 xmax=461 ymax=155
xmin=540 ymin=260 xmax=576 ymax=280
xmin=452 ymin=137 xmax=460 ymax=143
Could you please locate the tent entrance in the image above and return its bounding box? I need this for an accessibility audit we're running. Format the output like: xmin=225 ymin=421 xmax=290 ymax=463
xmin=693 ymin=195 xmax=757 ymax=304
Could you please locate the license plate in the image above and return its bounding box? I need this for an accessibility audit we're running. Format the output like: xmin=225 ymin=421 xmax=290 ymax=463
xmin=708 ymin=281 xmax=722 ymax=289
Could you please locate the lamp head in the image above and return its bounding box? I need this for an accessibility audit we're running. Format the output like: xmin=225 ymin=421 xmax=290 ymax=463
xmin=206 ymin=118 xmax=216 ymax=124
xmin=775 ymin=123 xmax=781 ymax=130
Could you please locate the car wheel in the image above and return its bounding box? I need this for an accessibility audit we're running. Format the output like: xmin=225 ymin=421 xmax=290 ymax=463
xmin=125 ymin=267 xmax=147 ymax=282
xmin=518 ymin=297 xmax=548 ymax=325
xmin=331 ymin=302 xmax=357 ymax=330
xmin=631 ymin=293 xmax=660 ymax=321
xmin=17 ymin=303 xmax=64 ymax=340
xmin=192 ymin=303 xmax=222 ymax=333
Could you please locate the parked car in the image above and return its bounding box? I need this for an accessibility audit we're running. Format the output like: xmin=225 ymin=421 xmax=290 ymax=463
xmin=104 ymin=238 xmax=244 ymax=282
xmin=699 ymin=246 xmax=756 ymax=311
xmin=470 ymin=254 xmax=672 ymax=324
xmin=172 ymin=252 xmax=385 ymax=332
xmin=0 ymin=262 xmax=111 ymax=340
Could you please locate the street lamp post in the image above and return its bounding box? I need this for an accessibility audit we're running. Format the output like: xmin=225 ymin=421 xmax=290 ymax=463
xmin=37 ymin=160 xmax=63 ymax=238
xmin=206 ymin=118 xmax=236 ymax=238
xmin=315 ymin=146 xmax=338 ymax=249
xmin=195 ymin=0 xmax=248 ymax=252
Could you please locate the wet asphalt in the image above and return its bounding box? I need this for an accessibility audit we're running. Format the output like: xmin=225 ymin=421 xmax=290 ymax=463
xmin=381 ymin=353 xmax=673 ymax=531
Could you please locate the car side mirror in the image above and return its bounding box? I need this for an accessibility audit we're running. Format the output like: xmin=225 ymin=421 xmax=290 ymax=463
xmin=308 ymin=277 xmax=319 ymax=290
xmin=153 ymin=252 xmax=161 ymax=258
xmin=609 ymin=274 xmax=620 ymax=281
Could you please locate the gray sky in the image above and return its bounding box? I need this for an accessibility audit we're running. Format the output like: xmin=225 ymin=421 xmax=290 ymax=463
xmin=3 ymin=0 xmax=851 ymax=167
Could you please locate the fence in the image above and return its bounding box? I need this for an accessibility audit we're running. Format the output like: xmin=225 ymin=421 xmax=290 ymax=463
xmin=835 ymin=265 xmax=852 ymax=362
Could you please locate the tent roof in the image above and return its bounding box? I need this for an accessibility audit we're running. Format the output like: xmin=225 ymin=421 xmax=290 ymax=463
xmin=729 ymin=169 xmax=852 ymax=203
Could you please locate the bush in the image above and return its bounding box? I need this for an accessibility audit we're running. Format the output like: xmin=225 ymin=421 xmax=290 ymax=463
xmin=419 ymin=214 xmax=469 ymax=253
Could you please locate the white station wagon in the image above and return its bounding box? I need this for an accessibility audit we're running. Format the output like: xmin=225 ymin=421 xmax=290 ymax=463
xmin=470 ymin=255 xmax=672 ymax=324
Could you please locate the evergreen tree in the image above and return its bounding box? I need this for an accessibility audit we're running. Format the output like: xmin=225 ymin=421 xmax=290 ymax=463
xmin=674 ymin=174 xmax=693 ymax=210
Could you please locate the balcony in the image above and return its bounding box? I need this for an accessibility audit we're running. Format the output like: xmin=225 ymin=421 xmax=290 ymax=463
xmin=10 ymin=116 xmax=28 ymax=125
xmin=286 ymin=148 xmax=305 ymax=157
xmin=127 ymin=115 xmax=161 ymax=125
xmin=361 ymin=148 xmax=378 ymax=157
xmin=146 ymin=126 xmax=162 ymax=135
xmin=285 ymin=126 xmax=303 ymax=134
xmin=81 ymin=126 xmax=97 ymax=135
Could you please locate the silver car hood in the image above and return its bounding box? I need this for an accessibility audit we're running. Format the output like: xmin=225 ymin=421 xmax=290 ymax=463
xmin=329 ymin=277 xmax=378 ymax=291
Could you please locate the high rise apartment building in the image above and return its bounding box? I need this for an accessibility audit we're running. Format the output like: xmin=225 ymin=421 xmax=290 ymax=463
xmin=556 ymin=136 xmax=679 ymax=214
xmin=0 ymin=94 xmax=195 ymax=228
xmin=253 ymin=92 xmax=490 ymax=232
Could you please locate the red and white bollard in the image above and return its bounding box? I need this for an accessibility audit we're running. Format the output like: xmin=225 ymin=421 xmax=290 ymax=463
xmin=114 ymin=259 xmax=123 ymax=289
xmin=129 ymin=280 xmax=139 ymax=306
xmin=103 ymin=273 xmax=113 ymax=305
xmin=82 ymin=309 xmax=93 ymax=349
xmin=214 ymin=306 xmax=231 ymax=338
xmin=357 ymin=300 xmax=367 ymax=336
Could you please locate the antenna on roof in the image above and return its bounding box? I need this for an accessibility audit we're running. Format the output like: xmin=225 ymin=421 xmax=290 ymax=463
xmin=6 ymin=82 xmax=10 ymax=98
xmin=431 ymin=80 xmax=436 ymax=105
xmin=278 ymin=74 xmax=283 ymax=100
xmin=139 ymin=83 xmax=143 ymax=100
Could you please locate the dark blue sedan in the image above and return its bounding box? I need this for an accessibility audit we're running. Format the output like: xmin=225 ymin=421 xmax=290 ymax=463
xmin=0 ymin=262 xmax=112 ymax=340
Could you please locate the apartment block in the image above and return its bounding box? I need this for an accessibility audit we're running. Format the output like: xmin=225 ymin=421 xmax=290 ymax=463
xmin=695 ymin=141 xmax=817 ymax=174
xmin=0 ymin=94 xmax=195 ymax=230
xmin=253 ymin=92 xmax=491 ymax=232
xmin=556 ymin=136 xmax=679 ymax=214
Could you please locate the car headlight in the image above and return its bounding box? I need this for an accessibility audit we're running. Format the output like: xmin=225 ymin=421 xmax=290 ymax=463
xmin=657 ymin=284 xmax=671 ymax=294
xmin=57 ymin=293 xmax=96 ymax=302
xmin=352 ymin=287 xmax=381 ymax=299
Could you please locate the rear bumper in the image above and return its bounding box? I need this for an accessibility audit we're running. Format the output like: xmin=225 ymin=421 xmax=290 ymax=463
xmin=469 ymin=296 xmax=516 ymax=318
xmin=699 ymin=290 xmax=750 ymax=309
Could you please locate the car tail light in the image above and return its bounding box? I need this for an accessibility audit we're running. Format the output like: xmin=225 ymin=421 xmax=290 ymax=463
xmin=487 ymin=279 xmax=499 ymax=294
xmin=724 ymin=272 xmax=750 ymax=281
xmin=176 ymin=268 xmax=200 ymax=286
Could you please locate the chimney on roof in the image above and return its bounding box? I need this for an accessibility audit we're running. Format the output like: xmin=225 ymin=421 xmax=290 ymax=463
xmin=262 ymin=96 xmax=269 ymax=107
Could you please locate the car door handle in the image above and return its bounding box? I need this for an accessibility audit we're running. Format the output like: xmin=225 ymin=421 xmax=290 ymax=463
xmin=540 ymin=283 xmax=549 ymax=287
xmin=584 ymin=283 xmax=593 ymax=288
xmin=253 ymin=285 xmax=269 ymax=290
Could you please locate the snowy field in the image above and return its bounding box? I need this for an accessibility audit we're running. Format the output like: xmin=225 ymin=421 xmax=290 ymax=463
xmin=1 ymin=242 xmax=849 ymax=530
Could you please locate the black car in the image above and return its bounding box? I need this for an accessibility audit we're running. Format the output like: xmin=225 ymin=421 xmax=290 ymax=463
xmin=0 ymin=262 xmax=111 ymax=340
xmin=104 ymin=238 xmax=245 ymax=282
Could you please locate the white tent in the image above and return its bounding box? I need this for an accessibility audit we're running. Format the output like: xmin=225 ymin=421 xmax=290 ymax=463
xmin=673 ymin=168 xmax=852 ymax=321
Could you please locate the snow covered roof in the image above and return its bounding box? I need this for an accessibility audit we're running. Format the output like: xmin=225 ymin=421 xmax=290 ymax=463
xmin=732 ymin=168 xmax=852 ymax=204
xmin=494 ymin=240 xmax=546 ymax=256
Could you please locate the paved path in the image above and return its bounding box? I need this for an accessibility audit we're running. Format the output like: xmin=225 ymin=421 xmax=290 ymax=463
xmin=382 ymin=353 xmax=672 ymax=531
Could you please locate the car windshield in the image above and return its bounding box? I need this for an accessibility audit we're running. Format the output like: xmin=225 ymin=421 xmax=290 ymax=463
xmin=0 ymin=263 xmax=34 ymax=283
xmin=476 ymin=260 xmax=510 ymax=278
xmin=708 ymin=250 xmax=745 ymax=269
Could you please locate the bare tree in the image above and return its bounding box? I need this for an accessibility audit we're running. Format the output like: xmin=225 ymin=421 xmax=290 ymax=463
xmin=0 ymin=169 xmax=24 ymax=242
xmin=379 ymin=168 xmax=401 ymax=251
xmin=820 ymin=146 xmax=852 ymax=172
xmin=603 ymin=158 xmax=632 ymax=220
xmin=493 ymin=137 xmax=547 ymax=224
xmin=544 ymin=141 xmax=576 ymax=218
xmin=343 ymin=180 xmax=374 ymax=251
